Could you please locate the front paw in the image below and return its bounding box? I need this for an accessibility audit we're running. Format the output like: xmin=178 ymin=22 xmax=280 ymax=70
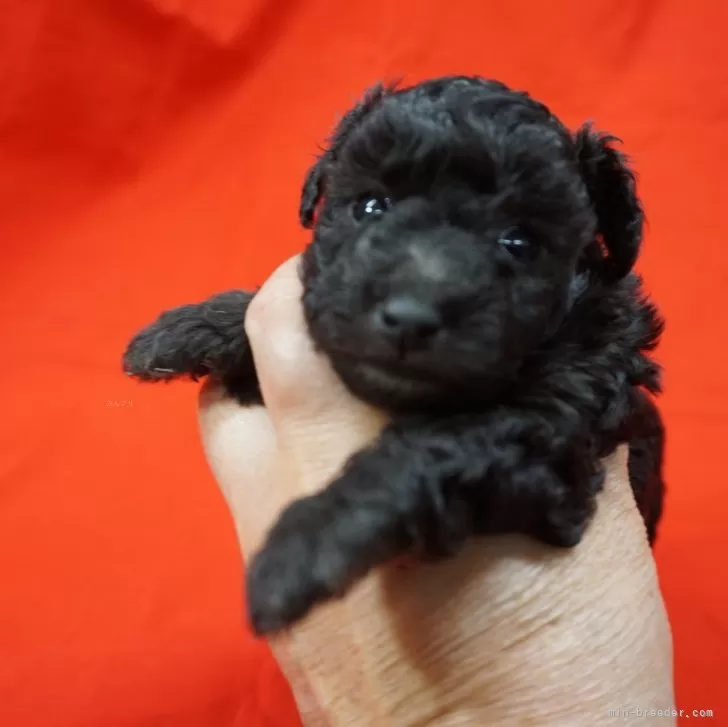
xmin=123 ymin=291 xmax=251 ymax=384
xmin=246 ymin=497 xmax=355 ymax=635
xmin=123 ymin=307 xmax=209 ymax=382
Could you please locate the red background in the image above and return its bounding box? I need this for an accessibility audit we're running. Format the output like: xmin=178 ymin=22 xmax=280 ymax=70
xmin=1 ymin=1 xmax=726 ymax=725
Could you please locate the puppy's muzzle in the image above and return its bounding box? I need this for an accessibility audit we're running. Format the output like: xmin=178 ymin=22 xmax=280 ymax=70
xmin=356 ymin=227 xmax=478 ymax=357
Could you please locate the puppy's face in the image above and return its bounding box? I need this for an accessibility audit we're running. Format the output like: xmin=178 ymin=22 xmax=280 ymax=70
xmin=298 ymin=77 xmax=642 ymax=411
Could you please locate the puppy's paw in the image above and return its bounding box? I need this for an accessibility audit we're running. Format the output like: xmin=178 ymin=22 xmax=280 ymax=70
xmin=246 ymin=497 xmax=355 ymax=635
xmin=123 ymin=291 xmax=252 ymax=385
xmin=123 ymin=305 xmax=214 ymax=382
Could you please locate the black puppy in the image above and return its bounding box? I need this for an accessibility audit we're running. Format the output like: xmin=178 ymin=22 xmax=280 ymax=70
xmin=123 ymin=76 xmax=665 ymax=636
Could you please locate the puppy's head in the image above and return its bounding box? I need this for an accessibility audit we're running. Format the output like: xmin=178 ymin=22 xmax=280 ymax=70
xmin=298 ymin=76 xmax=643 ymax=411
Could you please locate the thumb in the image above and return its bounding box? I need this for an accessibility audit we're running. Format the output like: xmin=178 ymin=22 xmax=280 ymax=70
xmin=244 ymin=255 xmax=388 ymax=496
xmin=197 ymin=382 xmax=281 ymax=556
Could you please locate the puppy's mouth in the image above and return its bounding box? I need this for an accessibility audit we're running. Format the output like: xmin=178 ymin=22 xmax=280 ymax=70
xmin=326 ymin=349 xmax=455 ymax=411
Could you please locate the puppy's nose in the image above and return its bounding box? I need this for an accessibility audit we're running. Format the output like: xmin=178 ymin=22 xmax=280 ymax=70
xmin=373 ymin=296 xmax=442 ymax=346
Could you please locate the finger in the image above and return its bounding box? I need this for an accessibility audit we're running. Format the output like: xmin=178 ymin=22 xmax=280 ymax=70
xmin=197 ymin=380 xmax=284 ymax=555
xmin=244 ymin=255 xmax=389 ymax=494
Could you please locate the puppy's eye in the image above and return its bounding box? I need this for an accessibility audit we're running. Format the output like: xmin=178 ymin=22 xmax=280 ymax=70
xmin=352 ymin=196 xmax=391 ymax=221
xmin=498 ymin=229 xmax=536 ymax=261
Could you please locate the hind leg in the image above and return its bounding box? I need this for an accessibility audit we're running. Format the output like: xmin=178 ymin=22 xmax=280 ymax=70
xmin=123 ymin=290 xmax=261 ymax=405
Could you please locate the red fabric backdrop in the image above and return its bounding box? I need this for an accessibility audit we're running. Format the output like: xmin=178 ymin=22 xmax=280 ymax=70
xmin=1 ymin=1 xmax=725 ymax=724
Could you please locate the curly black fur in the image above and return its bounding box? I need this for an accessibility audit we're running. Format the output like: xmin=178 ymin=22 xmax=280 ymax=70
xmin=123 ymin=76 xmax=665 ymax=636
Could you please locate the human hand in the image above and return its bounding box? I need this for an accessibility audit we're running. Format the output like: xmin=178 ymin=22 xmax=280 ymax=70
xmin=198 ymin=256 xmax=674 ymax=726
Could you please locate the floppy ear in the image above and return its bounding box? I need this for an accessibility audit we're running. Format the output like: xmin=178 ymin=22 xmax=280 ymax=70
xmin=574 ymin=123 xmax=644 ymax=281
xmin=299 ymin=83 xmax=389 ymax=228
